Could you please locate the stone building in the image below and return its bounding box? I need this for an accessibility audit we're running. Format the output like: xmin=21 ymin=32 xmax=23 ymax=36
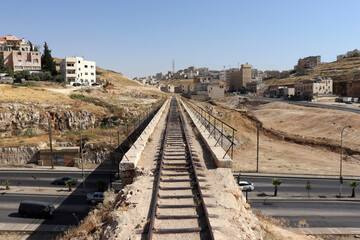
xmin=60 ymin=57 xmax=96 ymax=85
xmin=0 ymin=34 xmax=41 ymax=72
xmin=294 ymin=78 xmax=333 ymax=100
xmin=229 ymin=63 xmax=252 ymax=92
xmin=295 ymin=56 xmax=321 ymax=72
xmin=337 ymin=49 xmax=360 ymax=61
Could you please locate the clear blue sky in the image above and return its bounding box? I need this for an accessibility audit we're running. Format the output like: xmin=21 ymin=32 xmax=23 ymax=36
xmin=2 ymin=0 xmax=360 ymax=78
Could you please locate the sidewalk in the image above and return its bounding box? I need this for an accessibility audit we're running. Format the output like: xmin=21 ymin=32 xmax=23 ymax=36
xmin=234 ymin=172 xmax=360 ymax=181
xmin=0 ymin=186 xmax=87 ymax=197
xmin=0 ymin=165 xmax=112 ymax=173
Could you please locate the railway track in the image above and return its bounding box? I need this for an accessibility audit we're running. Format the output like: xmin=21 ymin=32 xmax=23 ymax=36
xmin=147 ymin=96 xmax=215 ymax=239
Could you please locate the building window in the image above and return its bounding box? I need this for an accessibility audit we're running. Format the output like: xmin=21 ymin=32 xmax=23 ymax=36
xmin=17 ymin=52 xmax=21 ymax=56
xmin=34 ymin=59 xmax=39 ymax=63
xmin=91 ymin=66 xmax=94 ymax=69
xmin=85 ymin=72 xmax=88 ymax=75
xmin=18 ymin=60 xmax=22 ymax=63
xmin=91 ymin=73 xmax=94 ymax=76
xmin=85 ymin=65 xmax=88 ymax=68
xmin=79 ymin=68 xmax=81 ymax=71
xmin=78 ymin=61 xmax=80 ymax=63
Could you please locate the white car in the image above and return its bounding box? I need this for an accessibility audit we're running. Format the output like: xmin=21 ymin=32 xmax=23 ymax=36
xmin=87 ymin=192 xmax=104 ymax=204
xmin=238 ymin=181 xmax=254 ymax=191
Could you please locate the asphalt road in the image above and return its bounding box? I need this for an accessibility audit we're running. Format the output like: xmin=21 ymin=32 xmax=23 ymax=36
xmin=0 ymin=170 xmax=113 ymax=190
xmin=251 ymin=201 xmax=360 ymax=228
xmin=238 ymin=94 xmax=360 ymax=114
xmin=0 ymin=170 xmax=113 ymax=231
xmin=0 ymin=194 xmax=88 ymax=225
xmin=235 ymin=175 xmax=360 ymax=229
xmin=237 ymin=176 xmax=356 ymax=198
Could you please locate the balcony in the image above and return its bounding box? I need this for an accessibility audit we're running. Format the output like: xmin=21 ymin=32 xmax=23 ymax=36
xmin=66 ymin=72 xmax=76 ymax=77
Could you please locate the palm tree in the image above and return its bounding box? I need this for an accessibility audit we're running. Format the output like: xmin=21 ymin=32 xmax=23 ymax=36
xmin=2 ymin=180 xmax=11 ymax=190
xmin=305 ymin=180 xmax=312 ymax=197
xmin=349 ymin=181 xmax=359 ymax=198
xmin=65 ymin=180 xmax=75 ymax=192
xmin=272 ymin=178 xmax=282 ymax=196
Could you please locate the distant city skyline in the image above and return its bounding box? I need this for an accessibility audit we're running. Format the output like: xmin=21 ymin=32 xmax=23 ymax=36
xmin=1 ymin=0 xmax=360 ymax=78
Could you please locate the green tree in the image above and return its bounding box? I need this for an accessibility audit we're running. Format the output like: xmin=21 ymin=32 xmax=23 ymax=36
xmin=6 ymin=66 xmax=13 ymax=77
xmin=272 ymin=178 xmax=282 ymax=196
xmin=305 ymin=180 xmax=312 ymax=197
xmin=349 ymin=181 xmax=359 ymax=198
xmin=65 ymin=180 xmax=75 ymax=192
xmin=28 ymin=41 xmax=34 ymax=51
xmin=41 ymin=42 xmax=57 ymax=76
xmin=0 ymin=52 xmax=5 ymax=72
xmin=2 ymin=180 xmax=11 ymax=190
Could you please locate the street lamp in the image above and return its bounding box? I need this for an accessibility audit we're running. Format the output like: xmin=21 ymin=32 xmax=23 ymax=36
xmin=333 ymin=123 xmax=352 ymax=197
xmin=75 ymin=120 xmax=85 ymax=192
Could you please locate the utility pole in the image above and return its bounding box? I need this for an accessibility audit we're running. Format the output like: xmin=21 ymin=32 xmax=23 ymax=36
xmin=339 ymin=125 xmax=352 ymax=197
xmin=172 ymin=59 xmax=175 ymax=74
xmin=256 ymin=125 xmax=260 ymax=173
xmin=80 ymin=122 xmax=85 ymax=192
xmin=48 ymin=118 xmax=54 ymax=169
xmin=109 ymin=120 xmax=112 ymax=144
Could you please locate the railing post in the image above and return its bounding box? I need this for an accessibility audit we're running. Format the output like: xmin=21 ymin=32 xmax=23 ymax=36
xmin=231 ymin=128 xmax=235 ymax=159
xmin=214 ymin=118 xmax=216 ymax=138
xmin=221 ymin=122 xmax=224 ymax=147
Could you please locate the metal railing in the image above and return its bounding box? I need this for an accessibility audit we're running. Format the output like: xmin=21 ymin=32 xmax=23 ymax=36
xmin=181 ymin=98 xmax=237 ymax=159
xmin=114 ymin=97 xmax=167 ymax=159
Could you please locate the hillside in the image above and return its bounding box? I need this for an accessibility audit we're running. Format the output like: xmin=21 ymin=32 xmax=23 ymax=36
xmin=266 ymin=57 xmax=360 ymax=86
xmin=53 ymin=57 xmax=142 ymax=87
xmin=96 ymin=67 xmax=142 ymax=87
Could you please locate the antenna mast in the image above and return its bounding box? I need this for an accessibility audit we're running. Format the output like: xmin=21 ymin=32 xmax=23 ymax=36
xmin=172 ymin=59 xmax=175 ymax=74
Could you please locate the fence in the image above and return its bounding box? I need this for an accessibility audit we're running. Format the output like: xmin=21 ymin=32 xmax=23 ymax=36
xmin=113 ymin=97 xmax=167 ymax=157
xmin=181 ymin=98 xmax=237 ymax=159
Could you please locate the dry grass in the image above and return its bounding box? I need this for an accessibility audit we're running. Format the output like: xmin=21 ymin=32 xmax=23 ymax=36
xmin=0 ymin=85 xmax=71 ymax=103
xmin=60 ymin=189 xmax=118 ymax=240
xmin=265 ymin=57 xmax=360 ymax=86
xmin=96 ymin=67 xmax=141 ymax=87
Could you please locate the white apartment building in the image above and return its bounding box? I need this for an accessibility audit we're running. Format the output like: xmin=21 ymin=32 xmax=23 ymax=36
xmin=60 ymin=57 xmax=96 ymax=85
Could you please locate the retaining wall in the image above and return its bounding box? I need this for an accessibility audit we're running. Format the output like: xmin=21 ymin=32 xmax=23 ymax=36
xmin=119 ymin=99 xmax=169 ymax=185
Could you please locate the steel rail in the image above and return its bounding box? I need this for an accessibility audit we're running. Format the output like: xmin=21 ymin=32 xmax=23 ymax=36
xmin=147 ymin=96 xmax=214 ymax=239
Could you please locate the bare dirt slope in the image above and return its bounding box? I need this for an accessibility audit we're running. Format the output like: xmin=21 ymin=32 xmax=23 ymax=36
xmin=203 ymin=96 xmax=360 ymax=175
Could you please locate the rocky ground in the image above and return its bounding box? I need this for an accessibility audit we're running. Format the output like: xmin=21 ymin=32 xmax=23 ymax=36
xmin=0 ymin=80 xmax=165 ymax=165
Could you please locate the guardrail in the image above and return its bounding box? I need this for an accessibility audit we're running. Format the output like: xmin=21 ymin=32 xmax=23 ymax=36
xmin=181 ymin=98 xmax=237 ymax=159
xmin=114 ymin=97 xmax=167 ymax=158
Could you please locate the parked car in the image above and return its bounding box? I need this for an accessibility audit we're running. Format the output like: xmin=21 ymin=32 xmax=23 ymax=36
xmin=73 ymin=82 xmax=81 ymax=86
xmin=18 ymin=200 xmax=55 ymax=218
xmin=51 ymin=176 xmax=78 ymax=185
xmin=238 ymin=181 xmax=254 ymax=191
xmin=91 ymin=82 xmax=100 ymax=86
xmin=87 ymin=192 xmax=104 ymax=204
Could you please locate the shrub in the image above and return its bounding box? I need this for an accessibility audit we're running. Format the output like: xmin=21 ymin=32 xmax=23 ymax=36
xmin=70 ymin=94 xmax=85 ymax=100
xmin=15 ymin=129 xmax=23 ymax=136
xmin=85 ymin=89 xmax=92 ymax=94
xmin=24 ymin=128 xmax=36 ymax=137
